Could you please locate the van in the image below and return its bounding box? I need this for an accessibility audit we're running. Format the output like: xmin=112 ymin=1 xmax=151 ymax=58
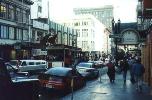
xmin=9 ymin=60 xmax=48 ymax=73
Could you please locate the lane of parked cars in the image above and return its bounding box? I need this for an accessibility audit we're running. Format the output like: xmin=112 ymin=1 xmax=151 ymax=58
xmin=0 ymin=58 xmax=109 ymax=100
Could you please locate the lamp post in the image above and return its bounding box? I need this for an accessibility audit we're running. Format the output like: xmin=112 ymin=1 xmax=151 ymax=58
xmin=111 ymin=18 xmax=121 ymax=67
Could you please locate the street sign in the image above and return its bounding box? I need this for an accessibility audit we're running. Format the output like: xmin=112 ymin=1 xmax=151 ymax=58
xmin=109 ymin=34 xmax=121 ymax=38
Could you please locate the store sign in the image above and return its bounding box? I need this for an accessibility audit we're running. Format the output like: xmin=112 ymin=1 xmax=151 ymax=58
xmin=32 ymin=49 xmax=47 ymax=56
xmin=121 ymin=30 xmax=139 ymax=45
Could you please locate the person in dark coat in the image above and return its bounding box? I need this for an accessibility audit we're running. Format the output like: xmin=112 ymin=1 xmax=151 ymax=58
xmin=132 ymin=58 xmax=145 ymax=92
xmin=120 ymin=58 xmax=129 ymax=84
xmin=128 ymin=57 xmax=135 ymax=84
xmin=107 ymin=60 xmax=115 ymax=83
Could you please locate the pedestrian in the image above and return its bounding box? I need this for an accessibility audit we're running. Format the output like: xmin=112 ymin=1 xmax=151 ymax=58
xmin=132 ymin=58 xmax=145 ymax=92
xmin=120 ymin=58 xmax=129 ymax=84
xmin=107 ymin=60 xmax=115 ymax=83
xmin=128 ymin=57 xmax=135 ymax=84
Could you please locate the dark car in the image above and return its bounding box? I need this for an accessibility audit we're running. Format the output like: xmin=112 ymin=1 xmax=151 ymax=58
xmin=76 ymin=62 xmax=99 ymax=79
xmin=0 ymin=58 xmax=40 ymax=100
xmin=38 ymin=67 xmax=86 ymax=92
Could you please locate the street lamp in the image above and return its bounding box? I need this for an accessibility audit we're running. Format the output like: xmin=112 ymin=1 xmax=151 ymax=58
xmin=111 ymin=18 xmax=121 ymax=67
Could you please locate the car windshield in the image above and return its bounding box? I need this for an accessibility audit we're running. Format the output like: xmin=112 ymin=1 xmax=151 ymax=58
xmin=78 ymin=63 xmax=92 ymax=68
xmin=9 ymin=61 xmax=17 ymax=66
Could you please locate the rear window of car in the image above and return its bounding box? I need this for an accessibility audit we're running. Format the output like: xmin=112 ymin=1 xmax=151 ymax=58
xmin=45 ymin=67 xmax=70 ymax=76
xmin=78 ymin=63 xmax=92 ymax=68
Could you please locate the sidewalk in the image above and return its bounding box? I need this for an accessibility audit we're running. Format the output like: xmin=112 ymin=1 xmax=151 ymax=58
xmin=62 ymin=73 xmax=152 ymax=100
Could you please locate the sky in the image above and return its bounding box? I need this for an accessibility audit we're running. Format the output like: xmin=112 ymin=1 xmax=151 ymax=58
xmin=42 ymin=0 xmax=138 ymax=23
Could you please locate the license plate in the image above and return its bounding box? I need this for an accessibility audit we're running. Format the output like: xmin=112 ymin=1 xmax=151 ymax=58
xmin=46 ymin=84 xmax=52 ymax=88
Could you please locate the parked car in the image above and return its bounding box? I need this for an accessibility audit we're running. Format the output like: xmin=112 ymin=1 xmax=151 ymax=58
xmin=38 ymin=67 xmax=86 ymax=92
xmin=0 ymin=58 xmax=40 ymax=100
xmin=88 ymin=60 xmax=104 ymax=68
xmin=76 ymin=62 xmax=99 ymax=79
xmin=8 ymin=60 xmax=48 ymax=74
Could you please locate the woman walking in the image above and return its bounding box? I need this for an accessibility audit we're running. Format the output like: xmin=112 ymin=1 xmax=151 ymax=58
xmin=107 ymin=60 xmax=115 ymax=83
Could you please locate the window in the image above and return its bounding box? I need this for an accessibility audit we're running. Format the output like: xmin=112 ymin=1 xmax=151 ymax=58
xmin=36 ymin=62 xmax=40 ymax=65
xmin=42 ymin=62 xmax=45 ymax=64
xmin=22 ymin=62 xmax=27 ymax=66
xmin=9 ymin=27 xmax=15 ymax=39
xmin=8 ymin=5 xmax=15 ymax=20
xmin=16 ymin=8 xmax=22 ymax=22
xmin=82 ymin=29 xmax=88 ymax=37
xmin=64 ymin=33 xmax=68 ymax=45
xmin=16 ymin=28 xmax=22 ymax=40
xmin=23 ymin=30 xmax=28 ymax=40
xmin=82 ymin=41 xmax=88 ymax=50
xmin=23 ymin=10 xmax=26 ymax=23
xmin=0 ymin=25 xmax=9 ymax=39
xmin=84 ymin=21 xmax=87 ymax=26
xmin=74 ymin=22 xmax=79 ymax=26
xmin=0 ymin=3 xmax=7 ymax=18
xmin=29 ymin=62 xmax=34 ymax=65
xmin=76 ymin=29 xmax=80 ymax=37
xmin=57 ymin=32 xmax=62 ymax=44
xmin=38 ymin=6 xmax=42 ymax=13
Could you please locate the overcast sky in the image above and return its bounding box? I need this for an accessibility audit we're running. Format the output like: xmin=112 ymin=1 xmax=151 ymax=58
xmin=42 ymin=0 xmax=138 ymax=23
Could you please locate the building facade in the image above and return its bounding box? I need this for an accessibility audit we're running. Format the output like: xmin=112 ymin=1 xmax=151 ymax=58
xmin=0 ymin=0 xmax=33 ymax=61
xmin=73 ymin=5 xmax=114 ymax=29
xmin=56 ymin=15 xmax=111 ymax=54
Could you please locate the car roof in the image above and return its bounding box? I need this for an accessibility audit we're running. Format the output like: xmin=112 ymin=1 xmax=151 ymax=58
xmin=45 ymin=67 xmax=72 ymax=76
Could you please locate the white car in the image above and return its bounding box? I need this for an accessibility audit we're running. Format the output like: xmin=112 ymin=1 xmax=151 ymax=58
xmin=76 ymin=62 xmax=99 ymax=79
xmin=8 ymin=60 xmax=48 ymax=74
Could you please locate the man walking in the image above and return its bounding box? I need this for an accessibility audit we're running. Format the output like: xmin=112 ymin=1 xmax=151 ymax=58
xmin=132 ymin=58 xmax=145 ymax=92
xmin=120 ymin=58 xmax=129 ymax=84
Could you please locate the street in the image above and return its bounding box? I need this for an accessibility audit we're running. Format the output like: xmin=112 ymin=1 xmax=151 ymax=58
xmin=39 ymin=73 xmax=152 ymax=100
